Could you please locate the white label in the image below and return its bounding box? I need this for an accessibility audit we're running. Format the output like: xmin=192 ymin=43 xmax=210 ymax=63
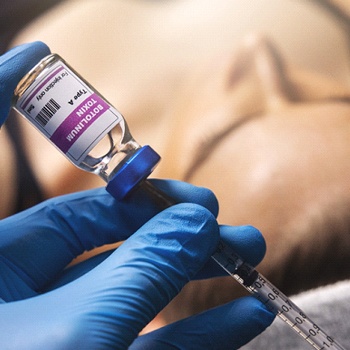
xmin=16 ymin=60 xmax=122 ymax=165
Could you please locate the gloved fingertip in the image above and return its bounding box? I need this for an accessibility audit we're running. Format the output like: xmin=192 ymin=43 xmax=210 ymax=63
xmin=130 ymin=296 xmax=275 ymax=350
xmin=143 ymin=203 xmax=220 ymax=277
xmin=0 ymin=41 xmax=51 ymax=67
xmin=0 ymin=41 xmax=51 ymax=125
xmin=238 ymin=296 xmax=276 ymax=329
xmin=219 ymin=296 xmax=276 ymax=348
xmin=149 ymin=179 xmax=219 ymax=217
xmin=220 ymin=225 xmax=267 ymax=266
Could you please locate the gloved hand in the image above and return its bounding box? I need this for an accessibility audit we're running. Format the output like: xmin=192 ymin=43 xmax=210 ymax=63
xmin=0 ymin=181 xmax=273 ymax=350
xmin=0 ymin=43 xmax=275 ymax=349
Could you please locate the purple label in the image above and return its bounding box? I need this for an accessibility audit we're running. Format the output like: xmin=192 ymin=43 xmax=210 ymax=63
xmin=50 ymin=93 xmax=109 ymax=153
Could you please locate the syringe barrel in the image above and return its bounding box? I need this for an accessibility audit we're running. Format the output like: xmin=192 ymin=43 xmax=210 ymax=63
xmin=211 ymin=244 xmax=346 ymax=350
xmin=243 ymin=272 xmax=346 ymax=350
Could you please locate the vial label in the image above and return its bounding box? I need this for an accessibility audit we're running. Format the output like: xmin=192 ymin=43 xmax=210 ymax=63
xmin=15 ymin=60 xmax=122 ymax=164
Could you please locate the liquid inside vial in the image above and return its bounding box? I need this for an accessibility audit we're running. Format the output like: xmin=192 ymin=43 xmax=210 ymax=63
xmin=82 ymin=125 xmax=140 ymax=181
xmin=13 ymin=54 xmax=140 ymax=182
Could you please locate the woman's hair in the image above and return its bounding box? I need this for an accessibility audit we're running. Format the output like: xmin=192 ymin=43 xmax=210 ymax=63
xmin=0 ymin=0 xmax=65 ymax=54
xmin=313 ymin=0 xmax=350 ymax=71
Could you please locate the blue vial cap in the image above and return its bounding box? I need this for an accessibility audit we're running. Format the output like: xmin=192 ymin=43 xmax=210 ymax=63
xmin=106 ymin=145 xmax=161 ymax=200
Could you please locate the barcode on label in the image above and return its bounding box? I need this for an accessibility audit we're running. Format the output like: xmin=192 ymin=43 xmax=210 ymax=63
xmin=35 ymin=99 xmax=61 ymax=127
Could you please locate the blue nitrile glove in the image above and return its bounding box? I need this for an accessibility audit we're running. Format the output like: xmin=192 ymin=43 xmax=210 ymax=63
xmin=0 ymin=41 xmax=50 ymax=126
xmin=0 ymin=43 xmax=274 ymax=348
xmin=0 ymin=181 xmax=274 ymax=349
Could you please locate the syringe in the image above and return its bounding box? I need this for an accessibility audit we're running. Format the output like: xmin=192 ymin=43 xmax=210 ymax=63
xmin=139 ymin=180 xmax=347 ymax=350
xmin=211 ymin=241 xmax=346 ymax=350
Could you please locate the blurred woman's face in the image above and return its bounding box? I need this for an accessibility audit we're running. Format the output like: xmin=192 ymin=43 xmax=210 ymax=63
xmin=154 ymin=38 xmax=350 ymax=325
xmin=158 ymin=37 xmax=350 ymax=277
xmin=9 ymin=0 xmax=350 ymax=205
xmin=4 ymin=0 xmax=350 ymax=325
xmin=186 ymin=101 xmax=350 ymax=266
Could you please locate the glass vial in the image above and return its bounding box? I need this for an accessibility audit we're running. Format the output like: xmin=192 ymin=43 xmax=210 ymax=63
xmin=12 ymin=54 xmax=141 ymax=183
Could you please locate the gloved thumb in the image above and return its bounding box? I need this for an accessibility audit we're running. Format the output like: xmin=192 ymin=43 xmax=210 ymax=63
xmin=0 ymin=41 xmax=50 ymax=125
xmin=71 ymin=203 xmax=220 ymax=348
